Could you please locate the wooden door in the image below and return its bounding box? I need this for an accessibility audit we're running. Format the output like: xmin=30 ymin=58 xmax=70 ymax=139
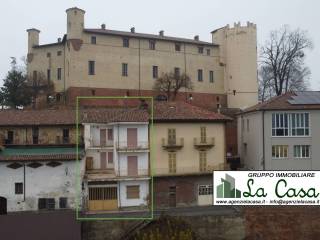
xmin=169 ymin=186 xmax=176 ymax=207
xmin=127 ymin=128 xmax=137 ymax=148
xmin=127 ymin=156 xmax=138 ymax=176
xmin=100 ymin=129 xmax=106 ymax=146
xmin=86 ymin=157 xmax=93 ymax=170
xmin=100 ymin=152 xmax=107 ymax=169
xmin=0 ymin=197 xmax=7 ymax=215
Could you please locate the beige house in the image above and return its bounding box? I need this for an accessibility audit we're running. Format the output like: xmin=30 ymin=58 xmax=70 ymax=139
xmin=26 ymin=7 xmax=258 ymax=110
xmin=153 ymin=101 xmax=231 ymax=207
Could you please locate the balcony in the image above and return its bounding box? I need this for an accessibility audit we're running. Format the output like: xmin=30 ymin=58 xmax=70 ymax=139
xmin=85 ymin=168 xmax=150 ymax=181
xmin=193 ymin=137 xmax=215 ymax=150
xmin=117 ymin=168 xmax=150 ymax=178
xmin=161 ymin=138 xmax=184 ymax=151
xmin=88 ymin=139 xmax=114 ymax=149
xmin=155 ymin=163 xmax=227 ymax=176
xmin=116 ymin=141 xmax=149 ymax=152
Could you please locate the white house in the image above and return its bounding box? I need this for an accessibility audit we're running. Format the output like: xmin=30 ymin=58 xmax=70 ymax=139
xmin=81 ymin=108 xmax=150 ymax=212
xmin=238 ymin=91 xmax=320 ymax=170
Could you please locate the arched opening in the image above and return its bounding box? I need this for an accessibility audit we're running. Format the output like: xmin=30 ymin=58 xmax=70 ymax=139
xmin=0 ymin=197 xmax=7 ymax=215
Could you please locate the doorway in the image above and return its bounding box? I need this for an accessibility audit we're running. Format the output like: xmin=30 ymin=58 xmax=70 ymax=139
xmin=0 ymin=197 xmax=7 ymax=215
xmin=169 ymin=186 xmax=176 ymax=207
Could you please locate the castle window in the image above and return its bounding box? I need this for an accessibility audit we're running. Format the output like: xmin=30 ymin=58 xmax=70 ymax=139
xmin=122 ymin=63 xmax=128 ymax=76
xmin=88 ymin=61 xmax=95 ymax=75
xmin=175 ymin=43 xmax=181 ymax=51
xmin=57 ymin=68 xmax=62 ymax=80
xmin=152 ymin=66 xmax=158 ymax=79
xmin=123 ymin=37 xmax=129 ymax=48
xmin=46 ymin=52 xmax=51 ymax=58
xmin=198 ymin=46 xmax=204 ymax=54
xmin=198 ymin=69 xmax=203 ymax=82
xmin=91 ymin=36 xmax=96 ymax=44
xmin=57 ymin=51 xmax=62 ymax=56
xmin=209 ymin=71 xmax=214 ymax=83
xmin=149 ymin=40 xmax=156 ymax=50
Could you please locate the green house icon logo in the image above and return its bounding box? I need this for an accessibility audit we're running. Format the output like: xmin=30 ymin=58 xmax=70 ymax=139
xmin=217 ymin=174 xmax=241 ymax=198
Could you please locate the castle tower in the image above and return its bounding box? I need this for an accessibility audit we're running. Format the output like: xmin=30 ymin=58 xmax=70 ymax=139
xmin=26 ymin=28 xmax=40 ymax=53
xmin=212 ymin=22 xmax=258 ymax=109
xmin=66 ymin=7 xmax=85 ymax=40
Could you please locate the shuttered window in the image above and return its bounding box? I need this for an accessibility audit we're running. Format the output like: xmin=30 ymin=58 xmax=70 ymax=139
xmin=169 ymin=153 xmax=176 ymax=173
xmin=199 ymin=151 xmax=207 ymax=172
xmin=126 ymin=185 xmax=140 ymax=199
xmin=168 ymin=129 xmax=176 ymax=145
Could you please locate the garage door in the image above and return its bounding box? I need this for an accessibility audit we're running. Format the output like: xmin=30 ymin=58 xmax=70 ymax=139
xmin=88 ymin=186 xmax=118 ymax=211
xmin=198 ymin=185 xmax=213 ymax=206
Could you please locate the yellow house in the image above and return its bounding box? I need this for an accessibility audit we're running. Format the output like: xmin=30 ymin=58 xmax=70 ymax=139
xmin=153 ymin=101 xmax=231 ymax=207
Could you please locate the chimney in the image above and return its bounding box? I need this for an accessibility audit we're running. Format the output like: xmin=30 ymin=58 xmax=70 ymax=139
xmin=130 ymin=27 xmax=135 ymax=33
xmin=159 ymin=30 xmax=164 ymax=36
xmin=58 ymin=38 xmax=61 ymax=42
xmin=194 ymin=35 xmax=199 ymax=41
xmin=101 ymin=23 xmax=106 ymax=29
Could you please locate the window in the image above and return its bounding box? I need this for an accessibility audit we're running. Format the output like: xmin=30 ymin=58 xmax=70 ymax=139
xmin=209 ymin=71 xmax=214 ymax=83
xmin=47 ymin=69 xmax=51 ymax=81
xmin=88 ymin=61 xmax=95 ymax=75
xmin=126 ymin=185 xmax=140 ymax=199
xmin=174 ymin=67 xmax=180 ymax=78
xmin=175 ymin=43 xmax=181 ymax=51
xmin=63 ymin=129 xmax=69 ymax=144
xmin=7 ymin=130 xmax=13 ymax=144
xmin=198 ymin=47 xmax=204 ymax=54
xmin=198 ymin=69 xmax=203 ymax=82
xmin=38 ymin=198 xmax=55 ymax=210
xmin=169 ymin=152 xmax=176 ymax=173
xmin=57 ymin=51 xmax=62 ymax=56
xmin=168 ymin=129 xmax=176 ymax=145
xmin=91 ymin=89 xmax=95 ymax=96
xmin=199 ymin=185 xmax=212 ymax=195
xmin=200 ymin=127 xmax=206 ymax=143
xmin=152 ymin=66 xmax=158 ymax=79
xmin=33 ymin=70 xmax=37 ymax=81
xmin=15 ymin=183 xmax=23 ymax=194
xmin=247 ymin=119 xmax=250 ymax=132
xmin=271 ymin=113 xmax=309 ymax=137
xmin=122 ymin=63 xmax=128 ymax=76
xmin=272 ymin=145 xmax=288 ymax=159
xmin=291 ymin=113 xmax=309 ymax=136
xmin=57 ymin=68 xmax=62 ymax=80
xmin=199 ymin=151 xmax=207 ymax=172
xmin=107 ymin=129 xmax=113 ymax=140
xmin=91 ymin=36 xmax=96 ymax=44
xmin=149 ymin=40 xmax=156 ymax=50
xmin=206 ymin=49 xmax=211 ymax=56
xmin=59 ymin=197 xmax=67 ymax=208
xmin=123 ymin=37 xmax=129 ymax=47
xmin=294 ymin=145 xmax=311 ymax=158
xmin=47 ymin=52 xmax=51 ymax=58
xmin=272 ymin=113 xmax=289 ymax=136
xmin=32 ymin=127 xmax=39 ymax=144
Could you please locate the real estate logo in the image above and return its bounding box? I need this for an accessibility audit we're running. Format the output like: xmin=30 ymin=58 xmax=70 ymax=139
xmin=213 ymin=171 xmax=320 ymax=206
xmin=216 ymin=174 xmax=241 ymax=198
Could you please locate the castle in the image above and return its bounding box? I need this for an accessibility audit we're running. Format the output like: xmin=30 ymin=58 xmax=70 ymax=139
xmin=26 ymin=7 xmax=258 ymax=110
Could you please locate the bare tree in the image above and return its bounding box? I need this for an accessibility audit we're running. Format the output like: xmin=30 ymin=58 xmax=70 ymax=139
xmin=259 ymin=25 xmax=313 ymax=101
xmin=27 ymin=71 xmax=54 ymax=109
xmin=153 ymin=72 xmax=193 ymax=101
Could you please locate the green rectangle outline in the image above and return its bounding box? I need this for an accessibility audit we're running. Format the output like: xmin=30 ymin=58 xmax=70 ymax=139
xmin=75 ymin=96 xmax=154 ymax=221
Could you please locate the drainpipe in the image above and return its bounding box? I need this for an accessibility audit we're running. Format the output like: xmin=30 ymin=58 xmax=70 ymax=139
xmin=262 ymin=110 xmax=265 ymax=170
xmin=23 ymin=163 xmax=26 ymax=201
xmin=117 ymin=124 xmax=121 ymax=208
xmin=138 ymin=39 xmax=141 ymax=96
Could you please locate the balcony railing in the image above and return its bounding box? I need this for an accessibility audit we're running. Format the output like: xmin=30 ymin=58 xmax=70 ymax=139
xmin=116 ymin=141 xmax=149 ymax=151
xmin=117 ymin=168 xmax=150 ymax=177
xmin=86 ymin=168 xmax=149 ymax=180
xmin=155 ymin=163 xmax=227 ymax=176
xmin=193 ymin=137 xmax=215 ymax=150
xmin=88 ymin=139 xmax=114 ymax=148
xmin=161 ymin=138 xmax=184 ymax=151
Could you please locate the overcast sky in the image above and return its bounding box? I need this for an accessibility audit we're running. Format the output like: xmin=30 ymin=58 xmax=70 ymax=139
xmin=0 ymin=0 xmax=319 ymax=89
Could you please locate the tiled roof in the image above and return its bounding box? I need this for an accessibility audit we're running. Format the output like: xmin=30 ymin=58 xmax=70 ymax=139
xmin=153 ymin=101 xmax=232 ymax=122
xmin=84 ymin=29 xmax=218 ymax=46
xmin=241 ymin=91 xmax=320 ymax=114
xmin=0 ymin=147 xmax=83 ymax=161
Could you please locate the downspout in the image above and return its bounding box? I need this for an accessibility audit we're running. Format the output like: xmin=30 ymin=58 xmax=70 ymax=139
xmin=262 ymin=110 xmax=265 ymax=170
xmin=117 ymin=124 xmax=121 ymax=208
xmin=138 ymin=39 xmax=141 ymax=96
xmin=23 ymin=164 xmax=26 ymax=201
xmin=184 ymin=43 xmax=187 ymax=101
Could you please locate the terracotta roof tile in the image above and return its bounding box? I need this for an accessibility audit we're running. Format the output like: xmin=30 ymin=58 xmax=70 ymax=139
xmin=153 ymin=101 xmax=232 ymax=122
